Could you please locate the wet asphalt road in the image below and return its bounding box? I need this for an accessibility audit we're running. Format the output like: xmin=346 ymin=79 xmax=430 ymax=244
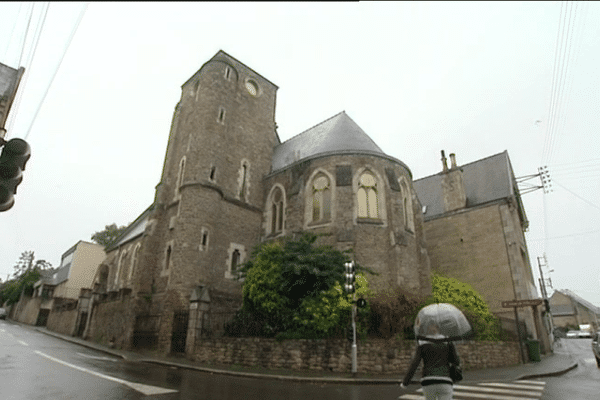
xmin=1 ymin=320 xmax=407 ymax=400
xmin=541 ymin=338 xmax=600 ymax=400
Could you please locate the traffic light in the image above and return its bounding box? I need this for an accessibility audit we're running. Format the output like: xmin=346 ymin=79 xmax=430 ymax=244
xmin=344 ymin=261 xmax=355 ymax=294
xmin=0 ymin=138 xmax=31 ymax=212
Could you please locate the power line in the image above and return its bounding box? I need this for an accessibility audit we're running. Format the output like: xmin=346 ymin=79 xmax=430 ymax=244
xmin=17 ymin=2 xmax=35 ymax=68
xmin=553 ymin=178 xmax=600 ymax=212
xmin=528 ymin=228 xmax=600 ymax=242
xmin=542 ymin=1 xmax=566 ymax=164
xmin=23 ymin=3 xmax=88 ymax=141
xmin=7 ymin=2 xmax=50 ymax=135
xmin=1 ymin=3 xmax=25 ymax=63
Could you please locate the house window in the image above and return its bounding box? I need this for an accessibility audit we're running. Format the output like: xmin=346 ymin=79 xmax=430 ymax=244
xmin=357 ymin=171 xmax=378 ymax=218
xmin=224 ymin=66 xmax=231 ymax=80
xmin=209 ymin=166 xmax=216 ymax=181
xmin=175 ymin=157 xmax=186 ymax=199
xmin=311 ymin=174 xmax=331 ymax=223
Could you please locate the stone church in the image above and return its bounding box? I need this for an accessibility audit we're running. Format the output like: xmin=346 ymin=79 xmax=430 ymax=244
xmin=79 ymin=50 xmax=544 ymax=356
xmin=81 ymin=50 xmax=432 ymax=353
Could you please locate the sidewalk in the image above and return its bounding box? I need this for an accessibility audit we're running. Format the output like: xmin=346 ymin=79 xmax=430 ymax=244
xmin=35 ymin=327 xmax=577 ymax=385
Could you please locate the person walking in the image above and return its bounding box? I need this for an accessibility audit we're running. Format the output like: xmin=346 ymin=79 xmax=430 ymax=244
xmin=399 ymin=323 xmax=461 ymax=400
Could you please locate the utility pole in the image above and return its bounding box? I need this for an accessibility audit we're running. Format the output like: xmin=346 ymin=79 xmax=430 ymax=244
xmin=538 ymin=254 xmax=555 ymax=347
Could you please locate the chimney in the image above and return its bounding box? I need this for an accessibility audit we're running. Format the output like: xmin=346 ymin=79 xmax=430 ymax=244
xmin=441 ymin=151 xmax=467 ymax=212
xmin=449 ymin=153 xmax=457 ymax=169
xmin=441 ymin=150 xmax=448 ymax=172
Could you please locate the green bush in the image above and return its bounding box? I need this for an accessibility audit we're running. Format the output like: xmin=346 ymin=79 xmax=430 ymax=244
xmin=424 ymin=273 xmax=504 ymax=341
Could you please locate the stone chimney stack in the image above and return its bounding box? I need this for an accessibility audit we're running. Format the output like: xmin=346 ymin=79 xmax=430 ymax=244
xmin=441 ymin=151 xmax=467 ymax=212
xmin=449 ymin=153 xmax=457 ymax=169
xmin=441 ymin=150 xmax=449 ymax=172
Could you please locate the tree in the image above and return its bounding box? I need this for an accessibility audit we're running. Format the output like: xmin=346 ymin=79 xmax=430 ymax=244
xmin=1 ymin=251 xmax=53 ymax=306
xmin=225 ymin=233 xmax=369 ymax=339
xmin=12 ymin=251 xmax=52 ymax=278
xmin=91 ymin=223 xmax=128 ymax=248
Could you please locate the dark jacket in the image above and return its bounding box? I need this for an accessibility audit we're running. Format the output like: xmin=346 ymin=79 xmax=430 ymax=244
xmin=402 ymin=339 xmax=460 ymax=386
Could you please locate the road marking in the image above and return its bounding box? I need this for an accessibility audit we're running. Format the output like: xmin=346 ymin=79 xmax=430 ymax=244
xmin=454 ymin=383 xmax=543 ymax=396
xmin=517 ymin=380 xmax=546 ymax=385
xmin=479 ymin=382 xmax=545 ymax=391
xmin=451 ymin=392 xmax=539 ymax=400
xmin=398 ymin=380 xmax=545 ymax=400
xmin=34 ymin=350 xmax=178 ymax=395
xmin=77 ymin=352 xmax=118 ymax=362
xmin=18 ymin=340 xmax=28 ymax=346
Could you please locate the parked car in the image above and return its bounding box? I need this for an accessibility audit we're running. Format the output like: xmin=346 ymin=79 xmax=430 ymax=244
xmin=592 ymin=332 xmax=600 ymax=367
xmin=0 ymin=307 xmax=6 ymax=320
xmin=566 ymin=330 xmax=580 ymax=338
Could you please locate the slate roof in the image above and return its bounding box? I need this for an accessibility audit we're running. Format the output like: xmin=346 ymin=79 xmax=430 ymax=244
xmin=45 ymin=263 xmax=71 ymax=286
xmin=554 ymin=289 xmax=600 ymax=314
xmin=413 ymin=151 xmax=520 ymax=221
xmin=106 ymin=205 xmax=153 ymax=251
xmin=550 ymin=304 xmax=575 ymax=317
xmin=271 ymin=111 xmax=387 ymax=172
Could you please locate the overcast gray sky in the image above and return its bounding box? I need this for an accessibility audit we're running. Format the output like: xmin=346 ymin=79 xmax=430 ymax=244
xmin=1 ymin=2 xmax=599 ymax=306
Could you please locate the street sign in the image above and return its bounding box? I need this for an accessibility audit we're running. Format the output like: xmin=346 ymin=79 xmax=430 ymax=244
xmin=502 ymin=299 xmax=543 ymax=308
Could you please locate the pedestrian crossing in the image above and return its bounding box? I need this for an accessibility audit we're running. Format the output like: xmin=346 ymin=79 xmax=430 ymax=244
xmin=398 ymin=379 xmax=546 ymax=400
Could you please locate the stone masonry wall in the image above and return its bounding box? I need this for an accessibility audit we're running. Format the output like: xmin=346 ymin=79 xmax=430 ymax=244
xmin=46 ymin=308 xmax=78 ymax=335
xmin=191 ymin=338 xmax=520 ymax=373
xmin=86 ymin=297 xmax=135 ymax=349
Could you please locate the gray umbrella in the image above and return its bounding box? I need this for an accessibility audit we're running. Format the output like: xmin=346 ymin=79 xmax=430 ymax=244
xmin=414 ymin=303 xmax=473 ymax=342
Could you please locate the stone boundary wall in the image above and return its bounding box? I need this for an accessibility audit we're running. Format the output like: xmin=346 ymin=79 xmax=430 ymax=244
xmin=47 ymin=308 xmax=78 ymax=335
xmin=191 ymin=338 xmax=520 ymax=373
xmin=87 ymin=298 xmax=135 ymax=349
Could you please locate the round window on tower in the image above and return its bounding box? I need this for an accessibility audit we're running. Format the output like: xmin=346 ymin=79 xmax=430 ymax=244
xmin=245 ymin=79 xmax=259 ymax=96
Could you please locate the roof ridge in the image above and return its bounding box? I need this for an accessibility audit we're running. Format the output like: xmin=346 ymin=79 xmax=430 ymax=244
xmin=414 ymin=150 xmax=509 ymax=182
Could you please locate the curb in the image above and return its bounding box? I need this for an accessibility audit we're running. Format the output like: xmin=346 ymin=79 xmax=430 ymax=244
xmin=35 ymin=327 xmax=578 ymax=385
xmin=141 ymin=359 xmax=401 ymax=384
xmin=517 ymin=362 xmax=578 ymax=380
xmin=35 ymin=328 xmax=129 ymax=360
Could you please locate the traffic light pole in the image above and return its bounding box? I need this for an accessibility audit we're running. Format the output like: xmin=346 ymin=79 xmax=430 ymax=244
xmin=344 ymin=260 xmax=358 ymax=375
xmin=351 ymin=290 xmax=357 ymax=375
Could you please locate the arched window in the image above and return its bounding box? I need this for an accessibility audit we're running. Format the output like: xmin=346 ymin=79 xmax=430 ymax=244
xmin=400 ymin=179 xmax=414 ymax=231
xmin=225 ymin=243 xmax=245 ymax=279
xmin=238 ymin=161 xmax=250 ymax=201
xmin=165 ymin=245 xmax=172 ymax=270
xmin=175 ymin=157 xmax=186 ymax=198
xmin=231 ymin=250 xmax=240 ymax=273
xmin=128 ymin=244 xmax=141 ymax=281
xmin=311 ymin=174 xmax=331 ymax=223
xmin=115 ymin=251 xmax=127 ymax=285
xmin=270 ymin=187 xmax=284 ymax=234
xmin=357 ymin=171 xmax=378 ymax=218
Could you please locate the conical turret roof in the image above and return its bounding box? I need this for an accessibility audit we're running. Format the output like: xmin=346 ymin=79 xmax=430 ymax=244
xmin=272 ymin=111 xmax=385 ymax=171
